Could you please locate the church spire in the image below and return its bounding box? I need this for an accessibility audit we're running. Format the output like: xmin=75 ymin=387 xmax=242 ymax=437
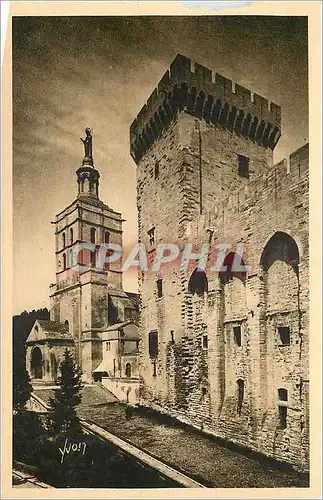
xmin=77 ymin=127 xmax=100 ymax=199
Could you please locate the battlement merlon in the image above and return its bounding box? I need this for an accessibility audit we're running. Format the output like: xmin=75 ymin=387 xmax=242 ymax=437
xmin=130 ymin=54 xmax=282 ymax=163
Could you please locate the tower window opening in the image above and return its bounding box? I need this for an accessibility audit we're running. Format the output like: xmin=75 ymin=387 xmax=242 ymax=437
xmin=148 ymin=227 xmax=155 ymax=246
xmin=69 ymin=249 xmax=74 ymax=268
xmin=188 ymin=268 xmax=208 ymax=296
xmin=237 ymin=154 xmax=249 ymax=179
xmin=154 ymin=162 xmax=159 ymax=180
xmin=106 ymin=341 xmax=111 ymax=351
xmin=104 ymin=231 xmax=110 ymax=244
xmin=149 ymin=330 xmax=158 ymax=358
xmin=201 ymin=386 xmax=207 ymax=402
xmin=202 ymin=334 xmax=208 ymax=349
xmin=125 ymin=363 xmax=131 ymax=378
xmin=90 ymin=227 xmax=96 ymax=244
xmin=156 ymin=278 xmax=163 ymax=298
xmin=70 ymin=228 xmax=73 ymax=245
xmin=278 ymin=326 xmax=291 ymax=346
xmin=63 ymin=253 xmax=67 ymax=270
xmin=62 ymin=233 xmax=66 ymax=249
xmin=237 ymin=379 xmax=244 ymax=415
xmin=233 ymin=326 xmax=242 ymax=346
xmin=278 ymin=388 xmax=288 ymax=429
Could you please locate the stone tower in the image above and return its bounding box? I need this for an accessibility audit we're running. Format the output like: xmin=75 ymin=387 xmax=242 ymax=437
xmin=130 ymin=53 xmax=281 ymax=401
xmin=49 ymin=137 xmax=128 ymax=382
xmin=129 ymin=55 xmax=309 ymax=472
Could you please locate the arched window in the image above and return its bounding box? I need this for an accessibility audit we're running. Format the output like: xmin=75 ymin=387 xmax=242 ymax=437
xmin=125 ymin=363 xmax=131 ymax=378
xmin=64 ymin=319 xmax=69 ymax=329
xmin=31 ymin=347 xmax=43 ymax=379
xmin=62 ymin=233 xmax=66 ymax=249
xmin=260 ymin=232 xmax=299 ymax=273
xmin=70 ymin=228 xmax=74 ymax=245
xmin=220 ymin=252 xmax=247 ymax=325
xmin=104 ymin=231 xmax=110 ymax=244
xmin=188 ymin=268 xmax=208 ymax=296
xmin=63 ymin=253 xmax=67 ymax=270
xmin=260 ymin=232 xmax=299 ymax=314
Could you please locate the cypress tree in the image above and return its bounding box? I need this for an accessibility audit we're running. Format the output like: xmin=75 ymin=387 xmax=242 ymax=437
xmin=49 ymin=349 xmax=83 ymax=436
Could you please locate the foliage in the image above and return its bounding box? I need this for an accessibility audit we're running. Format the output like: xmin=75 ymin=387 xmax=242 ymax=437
xmin=13 ymin=411 xmax=46 ymax=465
xmin=48 ymin=349 xmax=83 ymax=436
xmin=13 ymin=363 xmax=33 ymax=412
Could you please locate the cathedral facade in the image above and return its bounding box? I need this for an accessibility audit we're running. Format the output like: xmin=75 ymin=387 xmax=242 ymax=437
xmin=26 ymin=142 xmax=139 ymax=395
xmin=130 ymin=54 xmax=309 ymax=472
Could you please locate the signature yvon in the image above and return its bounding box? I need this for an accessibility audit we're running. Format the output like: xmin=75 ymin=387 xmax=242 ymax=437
xmin=58 ymin=438 xmax=87 ymax=464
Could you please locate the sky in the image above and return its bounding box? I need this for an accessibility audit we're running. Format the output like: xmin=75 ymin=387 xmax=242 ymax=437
xmin=12 ymin=15 xmax=308 ymax=315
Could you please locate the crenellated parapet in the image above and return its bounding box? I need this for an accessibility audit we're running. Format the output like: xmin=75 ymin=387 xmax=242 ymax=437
xmin=130 ymin=54 xmax=282 ymax=163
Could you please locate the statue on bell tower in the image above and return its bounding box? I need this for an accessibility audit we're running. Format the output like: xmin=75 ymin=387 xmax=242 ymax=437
xmin=80 ymin=127 xmax=93 ymax=159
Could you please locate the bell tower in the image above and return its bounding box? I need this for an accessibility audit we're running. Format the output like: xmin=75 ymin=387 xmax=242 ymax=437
xmin=49 ymin=128 xmax=126 ymax=382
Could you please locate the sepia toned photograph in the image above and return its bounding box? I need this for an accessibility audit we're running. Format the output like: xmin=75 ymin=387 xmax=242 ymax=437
xmin=5 ymin=5 xmax=318 ymax=494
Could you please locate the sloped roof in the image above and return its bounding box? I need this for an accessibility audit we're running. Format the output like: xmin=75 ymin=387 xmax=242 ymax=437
xmin=26 ymin=319 xmax=74 ymax=343
xmin=102 ymin=320 xmax=139 ymax=340
xmin=104 ymin=320 xmax=137 ymax=332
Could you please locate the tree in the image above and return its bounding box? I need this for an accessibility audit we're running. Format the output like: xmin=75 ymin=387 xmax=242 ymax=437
xmin=49 ymin=349 xmax=83 ymax=436
xmin=13 ymin=362 xmax=32 ymax=413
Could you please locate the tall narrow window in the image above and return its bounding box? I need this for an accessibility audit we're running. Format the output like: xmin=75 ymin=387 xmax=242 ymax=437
xmin=147 ymin=227 xmax=155 ymax=246
xmin=201 ymin=387 xmax=207 ymax=402
xmin=113 ymin=359 xmax=116 ymax=377
xmin=202 ymin=335 xmax=208 ymax=349
xmin=90 ymin=227 xmax=96 ymax=267
xmin=152 ymin=359 xmax=157 ymax=377
xmin=237 ymin=154 xmax=249 ymax=179
xmin=237 ymin=379 xmax=244 ymax=415
xmin=148 ymin=331 xmax=158 ymax=358
xmin=233 ymin=326 xmax=242 ymax=347
xmin=63 ymin=253 xmax=67 ymax=270
xmin=103 ymin=231 xmax=111 ymax=272
xmin=125 ymin=363 xmax=131 ymax=378
xmin=62 ymin=233 xmax=66 ymax=249
xmin=106 ymin=342 xmax=110 ymax=351
xmin=154 ymin=162 xmax=159 ymax=180
xmin=90 ymin=227 xmax=96 ymax=243
xmin=70 ymin=228 xmax=73 ymax=245
xmin=156 ymin=279 xmax=163 ymax=298
xmin=278 ymin=388 xmax=288 ymax=429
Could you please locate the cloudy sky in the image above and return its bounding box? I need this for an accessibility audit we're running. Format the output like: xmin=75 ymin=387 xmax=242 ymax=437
xmin=12 ymin=15 xmax=308 ymax=314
